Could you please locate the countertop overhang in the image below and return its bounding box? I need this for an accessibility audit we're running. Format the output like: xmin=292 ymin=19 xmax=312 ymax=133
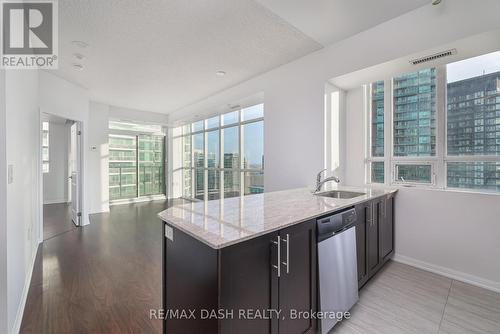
xmin=158 ymin=185 xmax=397 ymax=249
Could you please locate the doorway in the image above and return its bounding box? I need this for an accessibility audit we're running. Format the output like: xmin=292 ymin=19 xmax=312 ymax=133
xmin=41 ymin=113 xmax=83 ymax=240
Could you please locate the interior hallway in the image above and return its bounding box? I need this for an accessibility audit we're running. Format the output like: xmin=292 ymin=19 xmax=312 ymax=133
xmin=43 ymin=203 xmax=76 ymax=240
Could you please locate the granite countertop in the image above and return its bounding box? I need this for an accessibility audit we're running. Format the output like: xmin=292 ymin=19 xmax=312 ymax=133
xmin=158 ymin=185 xmax=397 ymax=249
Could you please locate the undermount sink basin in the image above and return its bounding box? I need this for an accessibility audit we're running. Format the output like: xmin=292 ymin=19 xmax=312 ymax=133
xmin=315 ymin=190 xmax=366 ymax=199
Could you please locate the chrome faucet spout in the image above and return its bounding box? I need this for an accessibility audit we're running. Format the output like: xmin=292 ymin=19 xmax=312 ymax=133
xmin=314 ymin=169 xmax=341 ymax=193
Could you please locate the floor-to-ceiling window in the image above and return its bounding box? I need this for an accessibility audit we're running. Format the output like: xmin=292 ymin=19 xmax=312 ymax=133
xmin=172 ymin=103 xmax=264 ymax=201
xmin=109 ymin=121 xmax=166 ymax=201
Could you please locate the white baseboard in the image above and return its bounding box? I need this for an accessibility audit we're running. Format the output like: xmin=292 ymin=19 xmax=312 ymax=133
xmin=393 ymin=254 xmax=500 ymax=293
xmin=43 ymin=199 xmax=68 ymax=205
xmin=11 ymin=240 xmax=40 ymax=334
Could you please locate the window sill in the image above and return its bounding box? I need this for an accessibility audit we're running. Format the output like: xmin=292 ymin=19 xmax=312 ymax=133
xmin=367 ymin=182 xmax=500 ymax=197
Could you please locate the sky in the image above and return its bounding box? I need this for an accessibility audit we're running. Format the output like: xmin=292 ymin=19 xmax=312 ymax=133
xmin=447 ymin=50 xmax=500 ymax=83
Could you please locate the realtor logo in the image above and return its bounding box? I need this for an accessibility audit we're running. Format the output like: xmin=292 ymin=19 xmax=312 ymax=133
xmin=1 ymin=0 xmax=58 ymax=69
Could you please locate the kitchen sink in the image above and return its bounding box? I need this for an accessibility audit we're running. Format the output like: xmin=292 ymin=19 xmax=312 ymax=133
xmin=314 ymin=190 xmax=366 ymax=199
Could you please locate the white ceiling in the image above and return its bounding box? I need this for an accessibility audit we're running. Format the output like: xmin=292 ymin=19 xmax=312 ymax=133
xmin=54 ymin=0 xmax=430 ymax=115
xmin=254 ymin=0 xmax=430 ymax=46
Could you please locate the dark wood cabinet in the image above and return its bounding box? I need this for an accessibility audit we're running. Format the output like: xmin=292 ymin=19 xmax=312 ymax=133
xmin=366 ymin=200 xmax=381 ymax=273
xmin=354 ymin=203 xmax=367 ymax=284
xmin=380 ymin=195 xmax=394 ymax=261
xmin=355 ymin=194 xmax=395 ymax=289
xmin=164 ymin=220 xmax=316 ymax=334
xmin=220 ymin=231 xmax=279 ymax=334
xmin=277 ymin=220 xmax=317 ymax=334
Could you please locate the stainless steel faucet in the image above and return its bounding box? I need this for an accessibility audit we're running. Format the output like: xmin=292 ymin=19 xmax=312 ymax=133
xmin=314 ymin=169 xmax=340 ymax=193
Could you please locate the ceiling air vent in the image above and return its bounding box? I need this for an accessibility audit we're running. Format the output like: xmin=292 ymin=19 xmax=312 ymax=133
xmin=409 ymin=49 xmax=457 ymax=65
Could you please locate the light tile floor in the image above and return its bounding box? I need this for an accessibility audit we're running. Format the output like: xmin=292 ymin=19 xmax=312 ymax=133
xmin=333 ymin=261 xmax=500 ymax=334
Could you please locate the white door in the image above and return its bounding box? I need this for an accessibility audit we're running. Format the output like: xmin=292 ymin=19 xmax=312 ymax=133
xmin=70 ymin=122 xmax=81 ymax=225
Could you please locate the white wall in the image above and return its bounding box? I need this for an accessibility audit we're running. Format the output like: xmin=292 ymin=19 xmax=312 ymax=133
xmin=0 ymin=70 xmax=8 ymax=334
xmin=167 ymin=1 xmax=500 ymax=290
xmin=109 ymin=105 xmax=169 ymax=125
xmin=39 ymin=71 xmax=91 ymax=225
xmin=88 ymin=102 xmax=110 ymax=213
xmin=43 ymin=122 xmax=69 ymax=204
xmin=5 ymin=70 xmax=40 ymax=334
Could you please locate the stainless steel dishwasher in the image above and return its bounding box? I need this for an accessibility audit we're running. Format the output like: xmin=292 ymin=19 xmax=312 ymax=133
xmin=317 ymin=208 xmax=359 ymax=334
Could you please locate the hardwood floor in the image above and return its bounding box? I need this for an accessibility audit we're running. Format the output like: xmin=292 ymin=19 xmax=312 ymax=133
xmin=43 ymin=203 xmax=76 ymax=240
xmin=22 ymin=201 xmax=500 ymax=334
xmin=21 ymin=200 xmax=180 ymax=334
xmin=332 ymin=261 xmax=500 ymax=334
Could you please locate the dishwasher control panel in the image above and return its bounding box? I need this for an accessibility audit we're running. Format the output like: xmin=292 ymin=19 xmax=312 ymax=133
xmin=317 ymin=208 xmax=357 ymax=241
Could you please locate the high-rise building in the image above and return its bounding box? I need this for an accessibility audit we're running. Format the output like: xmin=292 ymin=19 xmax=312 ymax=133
xmin=393 ymin=68 xmax=437 ymax=157
xmin=447 ymin=71 xmax=500 ymax=190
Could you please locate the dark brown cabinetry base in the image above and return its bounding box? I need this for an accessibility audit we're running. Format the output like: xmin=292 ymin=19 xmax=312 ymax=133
xmin=355 ymin=194 xmax=395 ymax=289
xmin=163 ymin=220 xmax=316 ymax=334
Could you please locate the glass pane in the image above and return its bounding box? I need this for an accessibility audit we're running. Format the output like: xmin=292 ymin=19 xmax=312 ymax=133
xmin=447 ymin=50 xmax=500 ymax=156
xmin=371 ymin=162 xmax=384 ymax=183
xmin=223 ymin=126 xmax=239 ymax=169
xmin=42 ymin=122 xmax=49 ymax=131
xmin=207 ymin=130 xmax=219 ymax=168
xmin=192 ymin=120 xmax=204 ymax=132
xmin=371 ymin=81 xmax=384 ymax=157
xmin=393 ymin=68 xmax=437 ymax=157
xmin=138 ymin=135 xmax=165 ymax=196
xmin=207 ymin=169 xmax=220 ymax=200
xmin=206 ymin=116 xmax=219 ymax=129
xmin=223 ymin=171 xmax=240 ymax=198
xmin=194 ymin=169 xmax=205 ymax=200
xmin=244 ymin=171 xmax=264 ymax=195
xmin=183 ymin=169 xmax=193 ymax=198
xmin=243 ymin=121 xmax=264 ymax=169
xmin=242 ymin=104 xmax=264 ymax=121
xmin=183 ymin=135 xmax=192 ymax=168
xmin=222 ymin=111 xmax=239 ymax=126
xmin=42 ymin=132 xmax=49 ymax=147
xmin=42 ymin=147 xmax=49 ymax=161
xmin=447 ymin=162 xmax=500 ymax=191
xmin=396 ymin=164 xmax=432 ymax=184
xmin=109 ymin=134 xmax=137 ymax=200
xmin=42 ymin=162 xmax=49 ymax=173
xmin=193 ymin=133 xmax=204 ymax=168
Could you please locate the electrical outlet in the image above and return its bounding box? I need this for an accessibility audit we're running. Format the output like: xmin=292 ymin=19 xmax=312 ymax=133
xmin=165 ymin=225 xmax=173 ymax=241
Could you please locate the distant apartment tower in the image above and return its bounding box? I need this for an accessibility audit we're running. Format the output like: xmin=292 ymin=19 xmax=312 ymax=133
xmin=447 ymin=71 xmax=500 ymax=190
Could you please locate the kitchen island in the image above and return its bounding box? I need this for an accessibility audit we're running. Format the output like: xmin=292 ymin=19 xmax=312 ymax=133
xmin=159 ymin=185 xmax=397 ymax=334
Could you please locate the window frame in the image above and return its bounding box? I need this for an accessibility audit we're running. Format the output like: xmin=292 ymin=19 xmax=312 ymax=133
xmin=173 ymin=104 xmax=264 ymax=201
xmin=365 ymin=61 xmax=500 ymax=193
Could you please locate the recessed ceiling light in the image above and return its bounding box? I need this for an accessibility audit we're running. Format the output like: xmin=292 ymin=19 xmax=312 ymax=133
xmin=73 ymin=53 xmax=85 ymax=60
xmin=71 ymin=40 xmax=89 ymax=48
xmin=72 ymin=63 xmax=84 ymax=71
xmin=216 ymin=71 xmax=226 ymax=77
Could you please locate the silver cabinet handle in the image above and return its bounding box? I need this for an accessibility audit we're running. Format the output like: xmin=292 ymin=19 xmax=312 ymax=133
xmin=281 ymin=234 xmax=290 ymax=274
xmin=271 ymin=236 xmax=281 ymax=277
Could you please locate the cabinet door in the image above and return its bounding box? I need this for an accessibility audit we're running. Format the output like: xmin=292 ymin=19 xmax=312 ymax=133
xmin=354 ymin=203 xmax=367 ymax=285
xmin=220 ymin=232 xmax=280 ymax=334
xmin=278 ymin=220 xmax=317 ymax=334
xmin=367 ymin=201 xmax=381 ymax=273
xmin=380 ymin=196 xmax=394 ymax=261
